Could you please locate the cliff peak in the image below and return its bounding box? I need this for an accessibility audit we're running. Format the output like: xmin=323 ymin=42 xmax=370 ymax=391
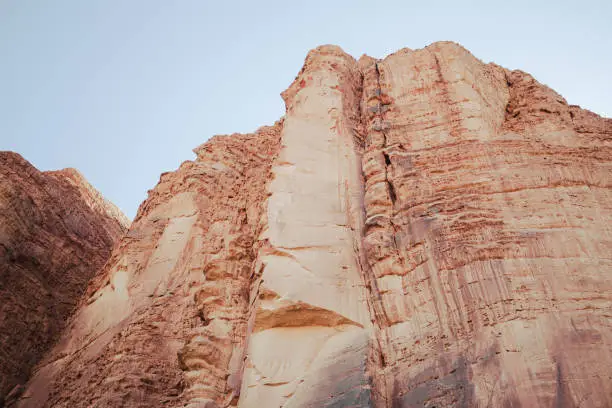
xmin=9 ymin=43 xmax=612 ymax=408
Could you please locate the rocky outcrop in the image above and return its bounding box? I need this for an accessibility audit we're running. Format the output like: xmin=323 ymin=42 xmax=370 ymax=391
xmin=0 ymin=153 xmax=129 ymax=406
xmin=17 ymin=42 xmax=612 ymax=407
xmin=14 ymin=126 xmax=282 ymax=408
xmin=358 ymin=42 xmax=612 ymax=408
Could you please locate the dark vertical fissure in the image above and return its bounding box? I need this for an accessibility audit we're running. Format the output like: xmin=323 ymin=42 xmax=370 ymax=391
xmin=374 ymin=62 xmax=397 ymax=208
xmin=357 ymin=59 xmax=398 ymax=408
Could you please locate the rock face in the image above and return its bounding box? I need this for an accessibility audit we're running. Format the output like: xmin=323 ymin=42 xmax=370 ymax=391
xmin=17 ymin=42 xmax=612 ymax=407
xmin=0 ymin=152 xmax=129 ymax=406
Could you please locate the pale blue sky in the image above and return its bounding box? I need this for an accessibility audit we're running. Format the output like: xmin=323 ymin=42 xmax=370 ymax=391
xmin=1 ymin=0 xmax=610 ymax=219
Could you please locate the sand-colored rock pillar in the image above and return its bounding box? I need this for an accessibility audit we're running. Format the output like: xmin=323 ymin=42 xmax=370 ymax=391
xmin=238 ymin=46 xmax=375 ymax=407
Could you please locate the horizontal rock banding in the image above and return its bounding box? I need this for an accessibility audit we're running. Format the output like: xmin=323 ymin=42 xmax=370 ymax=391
xmin=0 ymin=152 xmax=128 ymax=406
xmin=14 ymin=42 xmax=612 ymax=408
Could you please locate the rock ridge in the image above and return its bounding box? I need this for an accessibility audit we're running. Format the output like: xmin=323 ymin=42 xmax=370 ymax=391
xmin=0 ymin=152 xmax=129 ymax=406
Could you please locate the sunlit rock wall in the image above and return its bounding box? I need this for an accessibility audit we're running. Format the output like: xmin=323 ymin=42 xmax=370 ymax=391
xmin=17 ymin=42 xmax=612 ymax=408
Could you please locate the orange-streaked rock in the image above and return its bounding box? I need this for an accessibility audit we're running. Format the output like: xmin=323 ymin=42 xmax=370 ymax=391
xmin=360 ymin=42 xmax=612 ymax=407
xmin=16 ymin=125 xmax=282 ymax=408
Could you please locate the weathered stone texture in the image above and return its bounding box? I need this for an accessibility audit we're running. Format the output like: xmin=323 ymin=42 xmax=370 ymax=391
xmin=16 ymin=125 xmax=282 ymax=408
xmin=360 ymin=42 xmax=612 ymax=408
xmin=239 ymin=45 xmax=372 ymax=408
xmin=15 ymin=42 xmax=612 ymax=407
xmin=0 ymin=153 xmax=129 ymax=406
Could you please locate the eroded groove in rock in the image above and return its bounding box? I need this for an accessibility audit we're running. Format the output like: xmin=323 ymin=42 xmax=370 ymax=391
xmin=177 ymin=126 xmax=282 ymax=408
xmin=359 ymin=42 xmax=612 ymax=407
xmin=0 ymin=152 xmax=129 ymax=407
xmin=357 ymin=54 xmax=398 ymax=408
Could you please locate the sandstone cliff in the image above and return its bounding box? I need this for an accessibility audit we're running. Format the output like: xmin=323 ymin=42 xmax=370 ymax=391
xmin=17 ymin=42 xmax=612 ymax=407
xmin=0 ymin=152 xmax=129 ymax=406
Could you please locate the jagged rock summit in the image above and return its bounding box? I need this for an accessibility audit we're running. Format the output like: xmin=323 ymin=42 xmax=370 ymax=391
xmin=13 ymin=42 xmax=612 ymax=407
xmin=0 ymin=152 xmax=129 ymax=406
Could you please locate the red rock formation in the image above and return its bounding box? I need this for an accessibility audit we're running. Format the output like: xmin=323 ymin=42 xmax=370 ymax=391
xmin=16 ymin=43 xmax=612 ymax=407
xmin=15 ymin=126 xmax=282 ymax=408
xmin=0 ymin=152 xmax=129 ymax=406
xmin=358 ymin=42 xmax=612 ymax=408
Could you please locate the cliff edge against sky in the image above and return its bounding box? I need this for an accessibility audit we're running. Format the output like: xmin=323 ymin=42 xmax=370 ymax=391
xmin=9 ymin=42 xmax=612 ymax=407
xmin=0 ymin=152 xmax=129 ymax=406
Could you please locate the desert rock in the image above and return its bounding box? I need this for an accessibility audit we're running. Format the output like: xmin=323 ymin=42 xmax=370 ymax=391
xmin=16 ymin=42 xmax=612 ymax=407
xmin=0 ymin=152 xmax=129 ymax=406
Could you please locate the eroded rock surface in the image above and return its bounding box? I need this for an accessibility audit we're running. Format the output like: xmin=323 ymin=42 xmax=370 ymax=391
xmin=359 ymin=42 xmax=612 ymax=408
xmin=17 ymin=42 xmax=612 ymax=407
xmin=0 ymin=152 xmax=129 ymax=406
xmin=15 ymin=126 xmax=282 ymax=408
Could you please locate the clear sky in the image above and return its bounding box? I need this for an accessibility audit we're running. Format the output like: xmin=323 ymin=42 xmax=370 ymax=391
xmin=1 ymin=0 xmax=610 ymax=219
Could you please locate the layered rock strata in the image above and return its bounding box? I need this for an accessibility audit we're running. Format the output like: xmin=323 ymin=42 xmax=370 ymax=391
xmin=17 ymin=42 xmax=612 ymax=407
xmin=0 ymin=152 xmax=129 ymax=406
xmin=358 ymin=43 xmax=612 ymax=408
xmin=15 ymin=126 xmax=282 ymax=408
